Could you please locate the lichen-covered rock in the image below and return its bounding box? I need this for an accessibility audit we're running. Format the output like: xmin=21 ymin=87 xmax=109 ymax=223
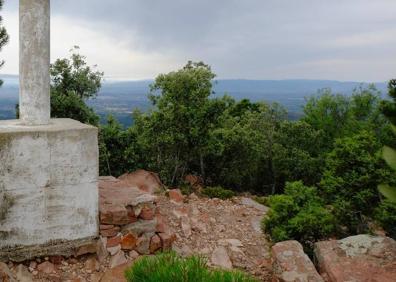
xmin=272 ymin=240 xmax=323 ymax=282
xmin=314 ymin=235 xmax=396 ymax=282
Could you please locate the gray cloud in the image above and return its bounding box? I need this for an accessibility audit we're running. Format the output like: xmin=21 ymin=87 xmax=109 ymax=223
xmin=3 ymin=0 xmax=396 ymax=81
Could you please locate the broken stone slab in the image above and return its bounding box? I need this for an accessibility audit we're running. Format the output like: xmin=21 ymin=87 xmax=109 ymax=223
xmin=314 ymin=234 xmax=396 ymax=282
xmin=272 ymin=240 xmax=323 ymax=282
xmin=211 ymin=246 xmax=233 ymax=270
xmin=121 ymin=219 xmax=157 ymax=237
xmin=109 ymin=250 xmax=127 ymax=269
xmin=240 ymin=197 xmax=269 ymax=213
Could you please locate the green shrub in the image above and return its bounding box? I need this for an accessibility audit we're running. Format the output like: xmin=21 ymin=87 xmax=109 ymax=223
xmin=125 ymin=252 xmax=258 ymax=282
xmin=262 ymin=181 xmax=335 ymax=251
xmin=375 ymin=200 xmax=396 ymax=239
xmin=253 ymin=196 xmax=268 ymax=206
xmin=202 ymin=186 xmax=235 ymax=199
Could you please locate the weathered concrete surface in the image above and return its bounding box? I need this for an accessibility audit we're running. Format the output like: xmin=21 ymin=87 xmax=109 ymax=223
xmin=314 ymin=234 xmax=396 ymax=282
xmin=272 ymin=240 xmax=323 ymax=282
xmin=0 ymin=119 xmax=99 ymax=261
xmin=19 ymin=0 xmax=51 ymax=125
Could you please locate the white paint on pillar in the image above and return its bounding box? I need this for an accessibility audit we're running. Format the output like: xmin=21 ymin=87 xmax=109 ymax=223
xmin=19 ymin=0 xmax=50 ymax=125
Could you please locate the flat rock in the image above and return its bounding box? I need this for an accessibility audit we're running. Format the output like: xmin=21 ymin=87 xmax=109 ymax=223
xmin=0 ymin=262 xmax=16 ymax=282
xmin=272 ymin=240 xmax=323 ymax=282
xmin=118 ymin=170 xmax=162 ymax=194
xmin=15 ymin=264 xmax=33 ymax=282
xmin=109 ymin=250 xmax=127 ymax=269
xmin=240 ymin=197 xmax=269 ymax=213
xmin=314 ymin=234 xmax=396 ymax=282
xmin=211 ymin=246 xmax=233 ymax=269
xmin=121 ymin=219 xmax=157 ymax=237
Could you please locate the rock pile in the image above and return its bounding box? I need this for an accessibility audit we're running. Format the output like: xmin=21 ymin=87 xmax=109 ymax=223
xmin=98 ymin=175 xmax=176 ymax=267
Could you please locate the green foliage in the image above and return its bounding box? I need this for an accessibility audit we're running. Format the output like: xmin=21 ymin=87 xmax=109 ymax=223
xmin=263 ymin=181 xmax=335 ymax=250
xmin=99 ymin=116 xmax=142 ymax=176
xmin=374 ymin=200 xmax=396 ymax=239
xmin=48 ymin=47 xmax=103 ymax=125
xmin=50 ymin=46 xmax=103 ymax=99
xmin=320 ymin=131 xmax=391 ymax=234
xmin=50 ymin=91 xmax=99 ymax=125
xmin=0 ymin=0 xmax=9 ymax=87
xmin=125 ymin=252 xmax=258 ymax=282
xmin=202 ymin=186 xmax=235 ymax=199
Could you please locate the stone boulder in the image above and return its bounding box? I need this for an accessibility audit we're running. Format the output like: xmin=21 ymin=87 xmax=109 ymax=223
xmin=118 ymin=170 xmax=162 ymax=194
xmin=272 ymin=240 xmax=323 ymax=282
xmin=314 ymin=234 xmax=396 ymax=282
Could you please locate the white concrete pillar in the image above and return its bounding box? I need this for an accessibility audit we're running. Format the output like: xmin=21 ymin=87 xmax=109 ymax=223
xmin=19 ymin=0 xmax=50 ymax=125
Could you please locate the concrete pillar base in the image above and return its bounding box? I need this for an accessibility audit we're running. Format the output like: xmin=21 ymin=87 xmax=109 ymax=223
xmin=0 ymin=119 xmax=99 ymax=260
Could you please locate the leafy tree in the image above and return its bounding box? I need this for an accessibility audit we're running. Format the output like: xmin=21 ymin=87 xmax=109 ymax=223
xmin=0 ymin=0 xmax=9 ymax=87
xmin=273 ymin=121 xmax=325 ymax=188
xmin=50 ymin=46 xmax=103 ymax=99
xmin=378 ymin=79 xmax=396 ymax=202
xmin=49 ymin=47 xmax=103 ymax=125
xmin=134 ymin=61 xmax=217 ymax=184
xmin=99 ymin=115 xmax=142 ymax=176
xmin=320 ymin=131 xmax=390 ymax=234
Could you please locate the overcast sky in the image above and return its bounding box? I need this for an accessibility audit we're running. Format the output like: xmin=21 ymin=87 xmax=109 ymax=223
xmin=0 ymin=0 xmax=395 ymax=81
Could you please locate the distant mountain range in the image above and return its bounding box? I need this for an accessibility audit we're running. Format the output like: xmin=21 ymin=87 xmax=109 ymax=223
xmin=0 ymin=74 xmax=388 ymax=126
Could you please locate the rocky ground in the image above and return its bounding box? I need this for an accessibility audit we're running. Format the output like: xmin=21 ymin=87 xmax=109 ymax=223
xmin=158 ymin=193 xmax=272 ymax=281
xmin=1 ymin=192 xmax=272 ymax=282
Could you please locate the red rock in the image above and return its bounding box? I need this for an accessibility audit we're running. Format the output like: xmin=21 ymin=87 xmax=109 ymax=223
xmin=85 ymin=257 xmax=100 ymax=272
xmin=126 ymin=206 xmax=138 ymax=223
xmin=75 ymin=242 xmax=97 ymax=257
xmin=100 ymin=262 xmax=132 ymax=282
xmin=106 ymin=235 xmax=122 ymax=248
xmin=110 ymin=250 xmax=128 ymax=269
xmin=37 ymin=261 xmax=56 ymax=274
xmin=100 ymin=224 xmax=115 ymax=230
xmin=315 ymin=235 xmax=396 ymax=282
xmin=0 ymin=262 xmax=14 ymax=282
xmin=136 ymin=235 xmax=151 ymax=255
xmin=121 ymin=233 xmax=137 ymax=250
xmin=49 ymin=256 xmax=63 ymax=265
xmin=150 ymin=235 xmax=162 ymax=253
xmin=118 ymin=169 xmax=162 ymax=194
xmin=100 ymin=204 xmax=129 ymax=225
xmin=96 ymin=237 xmax=109 ymax=263
xmin=169 ymin=189 xmax=184 ymax=203
xmin=139 ymin=206 xmax=155 ymax=220
xmin=155 ymin=214 xmax=168 ymax=233
xmin=184 ymin=174 xmax=204 ymax=187
xmin=100 ymin=226 xmax=121 ymax=237
xmin=272 ymin=240 xmax=323 ymax=282
xmin=158 ymin=232 xmax=176 ymax=250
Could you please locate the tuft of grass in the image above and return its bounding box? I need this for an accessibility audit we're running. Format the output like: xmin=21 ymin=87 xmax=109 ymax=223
xmin=202 ymin=186 xmax=235 ymax=200
xmin=125 ymin=252 xmax=258 ymax=282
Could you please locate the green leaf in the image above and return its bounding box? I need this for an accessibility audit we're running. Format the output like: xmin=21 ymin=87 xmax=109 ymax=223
xmin=378 ymin=184 xmax=396 ymax=203
xmin=383 ymin=146 xmax=396 ymax=171
xmin=391 ymin=124 xmax=396 ymax=135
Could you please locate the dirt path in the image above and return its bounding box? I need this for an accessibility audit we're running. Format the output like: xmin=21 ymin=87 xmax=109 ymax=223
xmin=157 ymin=194 xmax=272 ymax=281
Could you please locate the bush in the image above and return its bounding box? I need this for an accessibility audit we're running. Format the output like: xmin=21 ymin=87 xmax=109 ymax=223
xmin=202 ymin=186 xmax=235 ymax=199
xmin=375 ymin=200 xmax=396 ymax=239
xmin=262 ymin=181 xmax=335 ymax=250
xmin=125 ymin=252 xmax=258 ymax=282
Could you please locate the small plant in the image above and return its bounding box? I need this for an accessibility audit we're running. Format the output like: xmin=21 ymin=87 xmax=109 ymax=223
xmin=125 ymin=252 xmax=258 ymax=282
xmin=262 ymin=181 xmax=335 ymax=252
xmin=253 ymin=196 xmax=268 ymax=206
xmin=374 ymin=200 xmax=396 ymax=239
xmin=202 ymin=186 xmax=235 ymax=199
